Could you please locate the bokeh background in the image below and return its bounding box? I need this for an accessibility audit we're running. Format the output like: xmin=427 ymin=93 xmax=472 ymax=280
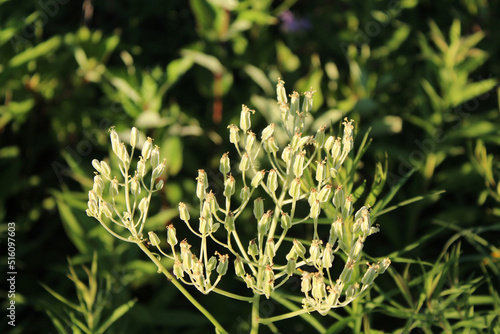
xmin=1 ymin=0 xmax=499 ymax=333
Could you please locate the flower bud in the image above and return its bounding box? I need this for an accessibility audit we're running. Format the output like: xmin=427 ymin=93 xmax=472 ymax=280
xmin=286 ymin=257 xmax=296 ymax=276
xmin=180 ymin=240 xmax=194 ymax=270
xmin=251 ymin=170 xmax=265 ymax=188
xmin=173 ymin=261 xmax=184 ymax=279
xmin=308 ymin=188 xmax=318 ymax=206
xmin=309 ymin=239 xmax=322 ymax=265
xmin=224 ymin=174 xmax=236 ymax=198
xmin=326 ymin=286 xmax=340 ymax=307
xmin=109 ymin=177 xmax=119 ymax=198
xmin=102 ymin=202 xmax=113 ymax=218
xmin=239 ymin=153 xmax=250 ymax=172
xmin=297 ymin=136 xmax=312 ymax=149
xmin=117 ymin=142 xmax=130 ymax=165
xmin=196 ymin=180 xmax=205 ymax=200
xmin=349 ymin=237 xmax=364 ymax=262
xmin=240 ymin=186 xmax=250 ymax=202
xmin=179 ymin=202 xmax=190 ymax=222
xmin=138 ymin=197 xmax=149 ymax=213
xmin=167 ymin=224 xmax=178 ymax=247
xmin=291 ymin=132 xmax=301 ymax=151
xmin=332 ymin=217 xmax=344 ymax=239
xmin=312 ymin=273 xmax=326 ymax=300
xmin=225 ymin=211 xmax=235 ymax=233
xmin=289 ymin=91 xmax=300 ymax=115
xmin=301 ymin=272 xmax=312 ymax=293
xmin=88 ymin=190 xmax=98 ymax=202
xmin=92 ymin=159 xmax=102 ymax=174
xmin=302 ymin=88 xmax=315 ymax=114
xmin=333 ymin=185 xmax=344 ymax=208
xmin=130 ymin=127 xmax=138 ymax=148
xmin=217 ymin=253 xmax=229 ymax=276
xmin=141 ymin=137 xmax=153 ymax=160
xmin=207 ymin=256 xmax=217 ymax=272
xmin=324 ymin=136 xmax=335 ymax=151
xmin=293 ymin=239 xmax=306 ymax=259
xmin=361 ymin=263 xmax=379 ymax=286
xmin=288 ymin=178 xmax=301 ymax=199
xmin=309 ymin=199 xmax=321 ymax=219
xmin=197 ymin=169 xmax=208 ymax=189
xmin=280 ymin=211 xmax=291 ymax=230
xmin=109 ymin=127 xmax=120 ymax=156
xmin=263 ymin=279 xmax=274 ymax=299
xmin=266 ymin=239 xmax=276 ymax=260
xmin=345 ymin=283 xmax=359 ymax=301
xmin=240 ymin=105 xmax=254 ymax=131
xmin=136 ymin=156 xmax=146 ymax=178
xmin=244 ymin=273 xmax=256 ymax=289
xmin=219 ymin=152 xmax=230 ymax=175
xmin=206 ymin=191 xmax=219 ymax=214
xmin=93 ymin=174 xmax=104 ymax=197
xmin=131 ymin=176 xmax=141 ymax=196
xmin=100 ymin=161 xmax=111 ymax=178
xmin=379 ymin=258 xmax=391 ymax=274
xmin=267 ymin=169 xmax=278 ymax=193
xmin=279 ymin=101 xmax=290 ymax=123
xmin=281 ymin=145 xmax=292 ymax=165
xmin=87 ymin=200 xmax=98 ymax=216
xmin=193 ymin=260 xmax=204 ymax=276
xmin=253 ymin=197 xmax=264 ymax=220
xmin=151 ymin=145 xmax=160 ymax=169
xmin=199 ymin=217 xmax=209 ymax=235
xmin=202 ymin=200 xmax=211 ymax=220
xmin=316 ymin=160 xmax=327 ymax=183
xmin=293 ymin=151 xmax=305 ymax=177
xmin=263 ymin=137 xmax=279 ymax=154
xmin=148 ymin=231 xmax=161 ymax=247
xmin=331 ymin=137 xmax=341 ymax=161
xmin=234 ymin=256 xmax=245 ymax=277
xmin=322 ymin=243 xmax=334 ymax=269
xmin=318 ymin=184 xmax=332 ymax=203
xmin=315 ymin=126 xmax=326 ymax=148
xmin=340 ymin=260 xmax=354 ymax=284
xmin=211 ymin=222 xmax=220 ymax=233
xmin=245 ymin=130 xmax=256 ymax=152
xmin=228 ymin=124 xmax=240 ymax=144
xmin=155 ymin=179 xmax=164 ymax=191
xmin=248 ymin=239 xmax=259 ymax=258
xmin=342 ymin=195 xmax=353 ymax=219
xmin=277 ymin=78 xmax=287 ymax=104
xmin=261 ymin=123 xmax=275 ymax=141
xmin=258 ymin=210 xmax=272 ymax=235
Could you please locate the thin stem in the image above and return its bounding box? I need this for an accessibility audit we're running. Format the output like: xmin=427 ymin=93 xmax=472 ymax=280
xmin=250 ymin=293 xmax=260 ymax=334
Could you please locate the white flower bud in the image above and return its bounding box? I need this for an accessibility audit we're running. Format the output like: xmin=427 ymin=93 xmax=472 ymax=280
xmin=280 ymin=212 xmax=291 ymax=230
xmin=117 ymin=142 xmax=130 ymax=165
xmin=379 ymin=258 xmax=391 ymax=274
xmin=155 ymin=179 xmax=164 ymax=191
xmin=331 ymin=137 xmax=341 ymax=161
xmin=345 ymin=283 xmax=359 ymax=301
xmin=216 ymin=253 xmax=229 ymax=276
xmin=258 ymin=210 xmax=272 ymax=235
xmin=92 ymin=159 xmax=102 ymax=173
xmin=142 ymin=137 xmax=153 ymax=160
xmin=340 ymin=260 xmax=355 ymax=284
xmin=225 ymin=211 xmax=235 ymax=233
xmin=308 ymin=188 xmax=318 ymax=206
xmin=130 ymin=127 xmax=138 ymax=148
xmin=312 ymin=273 xmax=326 ymax=300
xmin=263 ymin=279 xmax=274 ymax=299
xmin=206 ymin=256 xmax=217 ymax=272
xmin=234 ymin=256 xmax=245 ymax=277
xmin=293 ymin=239 xmax=306 ymax=259
xmin=309 ymin=239 xmax=322 ymax=265
xmin=309 ymin=200 xmax=321 ymax=219
xmin=150 ymin=145 xmax=160 ymax=169
xmin=102 ymin=201 xmax=113 ymax=218
xmin=349 ymin=237 xmax=364 ymax=262
xmin=199 ymin=217 xmax=209 ymax=235
xmin=326 ymin=286 xmax=340 ymax=307
xmin=322 ymin=243 xmax=334 ymax=269
xmin=173 ymin=261 xmax=184 ymax=279
xmin=266 ymin=239 xmax=276 ymax=260
xmin=361 ymin=263 xmax=379 ymax=286
xmin=301 ymin=272 xmax=312 ymax=293
xmin=286 ymin=257 xmax=296 ymax=276
xmin=240 ymin=105 xmax=254 ymax=131
xmin=316 ymin=160 xmax=327 ymax=183
xmin=93 ymin=174 xmax=104 ymax=197
xmin=152 ymin=159 xmax=166 ymax=180
xmin=277 ymin=78 xmax=287 ymax=104
xmin=315 ymin=126 xmax=326 ymax=148
xmin=247 ymin=239 xmax=258 ymax=258
xmin=87 ymin=200 xmax=98 ymax=216
xmin=196 ymin=180 xmax=205 ymax=200
xmin=342 ymin=195 xmax=353 ymax=219
xmin=109 ymin=127 xmax=120 ymax=156
xmin=333 ymin=185 xmax=344 ymax=208
xmin=136 ymin=156 xmax=146 ymax=178
xmin=228 ymin=124 xmax=240 ymax=144
xmin=291 ymin=132 xmax=301 ymax=151
xmin=240 ymin=186 xmax=250 ymax=202
xmin=100 ymin=161 xmax=111 ymax=178
xmin=264 ymin=137 xmax=279 ymax=154
xmin=138 ymin=197 xmax=149 ymax=213
xmin=261 ymin=123 xmax=275 ymax=141
xmin=324 ymin=136 xmax=335 ymax=151
xmin=244 ymin=273 xmax=256 ymax=289
xmin=281 ymin=145 xmax=292 ymax=165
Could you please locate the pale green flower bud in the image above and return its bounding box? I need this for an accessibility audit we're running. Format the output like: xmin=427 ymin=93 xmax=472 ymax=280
xmin=280 ymin=212 xmax=291 ymax=230
xmin=330 ymin=167 xmax=338 ymax=179
xmin=87 ymin=199 xmax=98 ymax=216
xmin=318 ymin=184 xmax=332 ymax=203
xmin=130 ymin=127 xmax=138 ymax=148
xmin=286 ymin=257 xmax=296 ymax=276
xmin=117 ymin=142 xmax=130 ymax=165
xmin=332 ymin=217 xmax=344 ymax=239
xmin=109 ymin=177 xmax=119 ymax=198
xmin=261 ymin=123 xmax=275 ymax=141
xmin=240 ymin=105 xmax=254 ymax=131
xmin=197 ymin=169 xmax=208 ymax=189
xmin=102 ymin=202 xmax=113 ymax=218
xmin=309 ymin=200 xmax=321 ymax=219
xmin=251 ymin=169 xmax=265 ymax=188
xmin=173 ymin=261 xmax=184 ymax=279
xmin=136 ymin=156 xmax=146 ymax=178
xmin=309 ymin=239 xmax=322 ymax=265
xmin=141 ymin=137 xmax=153 ymax=160
xmin=326 ymin=286 xmax=340 ymax=307
xmin=240 ymin=186 xmax=250 ymax=202
xmin=302 ymin=88 xmax=315 ymax=114
xmin=277 ymin=78 xmax=287 ymax=104
xmin=179 ymin=202 xmax=190 ymax=222
xmin=293 ymin=239 xmax=306 ymax=259
xmin=244 ymin=273 xmax=256 ymax=289
xmin=340 ymin=260 xmax=355 ymax=284
xmin=322 ymin=243 xmax=334 ymax=269
xmin=219 ymin=152 xmax=230 ymax=175
xmin=211 ymin=222 xmax=220 ymax=233
xmin=308 ymin=188 xmax=318 ymax=206
xmin=148 ymin=231 xmax=161 ymax=247
xmin=93 ymin=174 xmax=104 ymax=197
xmin=316 ymin=160 xmax=327 ymax=183
xmin=342 ymin=195 xmax=353 ymax=219
xmin=315 ymin=126 xmax=326 ymax=148
xmin=196 ymin=180 xmax=205 ymax=200
xmin=281 ymin=145 xmax=292 ymax=164
xmin=138 ymin=197 xmax=149 ymax=213
xmin=248 ymin=239 xmax=259 ymax=258
xmin=379 ymin=258 xmax=391 ymax=274
xmin=312 ymin=273 xmax=326 ymax=300
xmin=217 ymin=253 xmax=229 ymax=276
xmin=206 ymin=190 xmax=219 ymax=214
xmin=109 ymin=127 xmax=120 ymax=156
xmin=286 ymin=246 xmax=297 ymax=261
xmin=193 ymin=260 xmax=204 ymax=276
xmin=224 ymin=174 xmax=236 ymax=198
xmin=234 ymin=256 xmax=245 ymax=277
xmin=289 ymin=91 xmax=300 ymax=115
xmin=297 ymin=135 xmax=313 ymax=150
xmin=345 ymin=283 xmax=359 ymax=301
xmin=228 ymin=124 xmax=240 ymax=144
xmin=199 ymin=217 xmax=209 ymax=235
xmin=263 ymin=279 xmax=274 ymax=299
xmin=333 ymin=185 xmax=344 ymax=208
xmin=206 ymin=256 xmax=217 ymax=272
xmin=324 ymin=136 xmax=335 ymax=151
xmin=92 ymin=159 xmax=102 ymax=174
xmin=152 ymin=159 xmax=166 ymax=180
xmin=239 ymin=153 xmax=250 ymax=172
xmin=100 ymin=161 xmax=111 ymax=179
xmin=253 ymin=197 xmax=264 ymax=220
xmin=361 ymin=263 xmax=379 ymax=286
xmin=155 ymin=179 xmax=164 ymax=191
xmin=264 ymin=264 xmax=274 ymax=282
xmin=180 ymin=240 xmax=194 ymax=270
xmin=167 ymin=224 xmax=178 ymax=247
xmin=291 ymin=132 xmax=301 ymax=151
xmin=301 ymin=272 xmax=312 ymax=293
xmin=279 ymin=101 xmax=290 ymax=123
xmin=130 ymin=176 xmax=141 ymax=196
xmin=88 ymin=190 xmax=98 ymax=202
xmin=288 ymin=178 xmax=301 ymax=199
xmin=349 ymin=237 xmax=364 ymax=262
xmin=258 ymin=210 xmax=272 ymax=235
xmin=331 ymin=137 xmax=341 ymax=161
xmin=245 ymin=130 xmax=256 ymax=152
xmin=151 ymin=145 xmax=160 ymax=169
xmin=202 ymin=200 xmax=211 ymax=220
xmin=267 ymin=169 xmax=278 ymax=193
xmin=342 ymin=117 xmax=354 ymax=138
xmin=225 ymin=211 xmax=235 ymax=233
xmin=266 ymin=239 xmax=276 ymax=260
xmin=293 ymin=151 xmax=305 ymax=177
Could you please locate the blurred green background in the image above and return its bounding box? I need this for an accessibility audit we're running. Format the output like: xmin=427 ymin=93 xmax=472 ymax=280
xmin=1 ymin=0 xmax=499 ymax=333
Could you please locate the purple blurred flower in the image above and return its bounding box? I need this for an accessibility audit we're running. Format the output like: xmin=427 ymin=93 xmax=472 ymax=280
xmin=279 ymin=10 xmax=312 ymax=33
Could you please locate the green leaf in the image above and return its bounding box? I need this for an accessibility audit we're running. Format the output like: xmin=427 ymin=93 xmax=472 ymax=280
xmin=451 ymin=79 xmax=498 ymax=106
xmin=40 ymin=282 xmax=84 ymax=313
xmin=243 ymin=64 xmax=274 ymax=95
xmin=161 ymin=136 xmax=183 ymax=176
xmin=180 ymin=49 xmax=225 ymax=74
xmin=276 ymin=40 xmax=300 ymax=72
xmin=96 ymin=299 xmax=136 ymax=334
xmin=53 ymin=191 xmax=89 ymax=254
xmin=8 ymin=36 xmax=61 ymax=67
xmin=165 ymin=57 xmax=194 ymax=88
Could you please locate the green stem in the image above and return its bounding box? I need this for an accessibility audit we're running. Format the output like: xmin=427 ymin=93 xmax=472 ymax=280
xmin=250 ymin=293 xmax=260 ymax=334
xmin=136 ymin=241 xmax=228 ymax=333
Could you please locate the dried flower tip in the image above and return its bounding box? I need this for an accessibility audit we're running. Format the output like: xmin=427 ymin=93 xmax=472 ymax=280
xmin=219 ymin=152 xmax=230 ymax=175
xmin=240 ymin=105 xmax=254 ymax=131
xmin=142 ymin=137 xmax=153 ymax=160
xmin=148 ymin=231 xmax=161 ymax=247
xmin=227 ymin=124 xmax=240 ymax=144
xmin=130 ymin=127 xmax=138 ymax=148
xmin=179 ymin=202 xmax=190 ymax=222
xmin=251 ymin=170 xmax=266 ymax=188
